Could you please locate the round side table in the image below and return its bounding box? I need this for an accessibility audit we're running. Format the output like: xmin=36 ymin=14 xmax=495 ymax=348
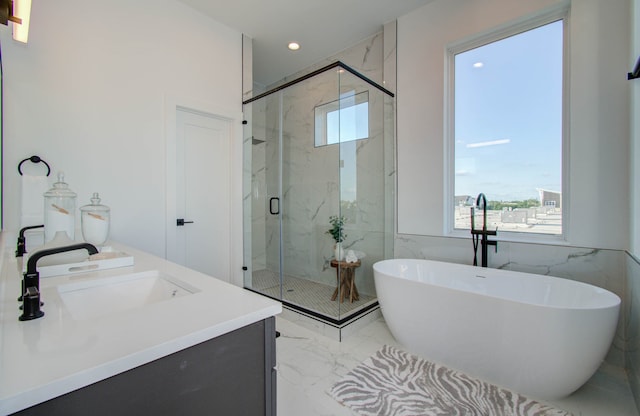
xmin=330 ymin=259 xmax=361 ymax=303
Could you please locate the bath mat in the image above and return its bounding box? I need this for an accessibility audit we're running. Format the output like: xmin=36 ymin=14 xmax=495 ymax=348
xmin=329 ymin=345 xmax=572 ymax=416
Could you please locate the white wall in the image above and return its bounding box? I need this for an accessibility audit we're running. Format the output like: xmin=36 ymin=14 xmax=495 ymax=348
xmin=397 ymin=0 xmax=631 ymax=250
xmin=0 ymin=0 xmax=242 ymax=257
xmin=632 ymin=0 xmax=640 ymax=257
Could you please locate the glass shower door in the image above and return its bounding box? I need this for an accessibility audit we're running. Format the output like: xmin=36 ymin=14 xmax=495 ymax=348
xmin=243 ymin=91 xmax=283 ymax=301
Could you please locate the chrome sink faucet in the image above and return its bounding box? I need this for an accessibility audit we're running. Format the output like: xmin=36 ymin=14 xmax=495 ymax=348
xmin=470 ymin=193 xmax=498 ymax=268
xmin=20 ymin=243 xmax=98 ymax=321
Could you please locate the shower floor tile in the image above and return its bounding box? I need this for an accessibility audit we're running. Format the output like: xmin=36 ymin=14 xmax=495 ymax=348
xmin=251 ymin=269 xmax=376 ymax=321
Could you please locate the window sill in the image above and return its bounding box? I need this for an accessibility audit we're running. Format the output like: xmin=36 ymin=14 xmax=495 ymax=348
xmin=446 ymin=228 xmax=569 ymax=247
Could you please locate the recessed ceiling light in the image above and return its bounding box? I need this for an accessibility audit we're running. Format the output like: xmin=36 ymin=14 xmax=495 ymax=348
xmin=473 ymin=62 xmax=484 ymax=68
xmin=288 ymin=42 xmax=300 ymax=51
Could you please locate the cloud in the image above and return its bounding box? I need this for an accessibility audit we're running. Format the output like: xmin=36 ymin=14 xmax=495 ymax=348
xmin=466 ymin=139 xmax=510 ymax=148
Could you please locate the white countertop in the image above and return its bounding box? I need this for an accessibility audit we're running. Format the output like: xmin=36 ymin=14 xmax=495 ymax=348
xmin=0 ymin=233 xmax=281 ymax=415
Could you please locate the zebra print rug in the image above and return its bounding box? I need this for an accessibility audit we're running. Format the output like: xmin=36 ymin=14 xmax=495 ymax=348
xmin=329 ymin=345 xmax=572 ymax=416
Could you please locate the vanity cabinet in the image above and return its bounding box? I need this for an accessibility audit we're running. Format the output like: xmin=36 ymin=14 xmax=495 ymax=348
xmin=13 ymin=317 xmax=277 ymax=416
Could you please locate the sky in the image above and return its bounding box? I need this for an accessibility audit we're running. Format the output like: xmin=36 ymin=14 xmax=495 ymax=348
xmin=454 ymin=20 xmax=563 ymax=202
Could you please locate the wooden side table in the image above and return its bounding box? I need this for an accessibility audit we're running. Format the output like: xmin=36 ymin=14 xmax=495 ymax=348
xmin=330 ymin=259 xmax=361 ymax=303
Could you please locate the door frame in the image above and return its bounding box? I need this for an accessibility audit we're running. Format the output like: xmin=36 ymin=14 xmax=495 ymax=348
xmin=164 ymin=95 xmax=243 ymax=286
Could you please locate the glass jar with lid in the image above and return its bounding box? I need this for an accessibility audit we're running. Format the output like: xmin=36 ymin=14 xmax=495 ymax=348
xmin=80 ymin=193 xmax=110 ymax=246
xmin=44 ymin=172 xmax=77 ymax=242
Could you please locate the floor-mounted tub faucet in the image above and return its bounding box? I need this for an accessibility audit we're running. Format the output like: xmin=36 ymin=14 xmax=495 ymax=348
xmin=471 ymin=193 xmax=497 ymax=267
xmin=20 ymin=243 xmax=98 ymax=321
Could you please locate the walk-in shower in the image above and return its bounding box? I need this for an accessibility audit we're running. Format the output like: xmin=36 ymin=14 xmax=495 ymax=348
xmin=242 ymin=61 xmax=395 ymax=324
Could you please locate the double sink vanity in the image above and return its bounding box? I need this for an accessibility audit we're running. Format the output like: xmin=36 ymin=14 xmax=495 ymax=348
xmin=0 ymin=232 xmax=281 ymax=415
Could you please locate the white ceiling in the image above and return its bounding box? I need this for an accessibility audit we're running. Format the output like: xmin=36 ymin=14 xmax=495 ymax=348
xmin=177 ymin=0 xmax=432 ymax=87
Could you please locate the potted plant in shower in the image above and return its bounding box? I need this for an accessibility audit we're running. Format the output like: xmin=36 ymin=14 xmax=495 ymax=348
xmin=326 ymin=215 xmax=347 ymax=261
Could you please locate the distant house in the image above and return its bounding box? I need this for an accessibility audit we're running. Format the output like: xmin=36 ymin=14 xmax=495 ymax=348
xmin=455 ymin=195 xmax=474 ymax=206
xmin=537 ymin=188 xmax=561 ymax=209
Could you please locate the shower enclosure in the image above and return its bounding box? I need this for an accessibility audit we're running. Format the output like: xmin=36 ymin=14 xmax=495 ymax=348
xmin=242 ymin=62 xmax=395 ymax=324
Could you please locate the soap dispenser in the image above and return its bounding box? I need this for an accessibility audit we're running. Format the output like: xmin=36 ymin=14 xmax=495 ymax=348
xmin=44 ymin=172 xmax=77 ymax=242
xmin=80 ymin=193 xmax=110 ymax=246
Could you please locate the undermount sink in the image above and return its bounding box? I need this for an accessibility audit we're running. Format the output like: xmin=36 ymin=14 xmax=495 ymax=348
xmin=57 ymin=270 xmax=199 ymax=320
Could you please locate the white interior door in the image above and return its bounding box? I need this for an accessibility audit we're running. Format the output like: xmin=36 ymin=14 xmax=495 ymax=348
xmin=172 ymin=108 xmax=232 ymax=280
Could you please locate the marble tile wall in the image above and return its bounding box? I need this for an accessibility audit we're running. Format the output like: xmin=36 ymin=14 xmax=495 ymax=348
xmin=626 ymin=253 xmax=640 ymax=409
xmin=267 ymin=32 xmax=384 ymax=91
xmin=395 ymin=234 xmax=627 ymax=367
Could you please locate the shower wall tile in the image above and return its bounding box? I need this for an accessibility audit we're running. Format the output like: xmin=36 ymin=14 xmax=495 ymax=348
xmin=395 ymin=234 xmax=626 ymax=366
xmin=267 ymin=32 xmax=384 ymax=91
xmin=250 ymin=140 xmax=266 ymax=270
xmin=383 ymin=20 xmax=397 ymax=94
xmin=337 ymin=32 xmax=383 ymax=84
xmin=249 ymin=97 xmax=268 ymax=272
xmin=383 ymin=95 xmax=396 ymax=261
xmin=242 ymin=34 xmax=253 ymax=100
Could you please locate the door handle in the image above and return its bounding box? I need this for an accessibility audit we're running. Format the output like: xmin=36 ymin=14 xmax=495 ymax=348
xmin=269 ymin=197 xmax=280 ymax=215
xmin=176 ymin=218 xmax=194 ymax=226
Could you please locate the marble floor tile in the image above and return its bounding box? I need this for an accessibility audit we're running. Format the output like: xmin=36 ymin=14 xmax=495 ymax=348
xmin=276 ymin=316 xmax=639 ymax=416
xmin=252 ymin=269 xmax=376 ymax=320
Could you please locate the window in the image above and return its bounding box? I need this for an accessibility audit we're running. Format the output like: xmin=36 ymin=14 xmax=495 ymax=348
xmin=315 ymin=91 xmax=369 ymax=147
xmin=449 ymin=16 xmax=565 ymax=237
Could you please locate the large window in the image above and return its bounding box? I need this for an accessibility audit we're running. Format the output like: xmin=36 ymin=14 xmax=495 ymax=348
xmin=450 ymin=17 xmax=565 ymax=237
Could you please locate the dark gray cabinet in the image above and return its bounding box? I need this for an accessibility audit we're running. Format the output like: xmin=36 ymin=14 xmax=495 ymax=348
xmin=13 ymin=317 xmax=277 ymax=416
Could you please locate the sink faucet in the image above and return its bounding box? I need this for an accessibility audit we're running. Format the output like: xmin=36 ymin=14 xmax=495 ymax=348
xmin=15 ymin=224 xmax=45 ymax=257
xmin=20 ymin=243 xmax=98 ymax=321
xmin=470 ymin=193 xmax=497 ymax=268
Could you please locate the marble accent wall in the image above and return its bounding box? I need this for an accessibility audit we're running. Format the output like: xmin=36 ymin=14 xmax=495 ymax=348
xmin=626 ymin=253 xmax=640 ymax=408
xmin=395 ymin=234 xmax=627 ymax=367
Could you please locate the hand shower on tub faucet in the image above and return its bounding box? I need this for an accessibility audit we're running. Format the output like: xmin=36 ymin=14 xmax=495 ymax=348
xmin=471 ymin=206 xmax=479 ymax=266
xmin=476 ymin=193 xmax=488 ymax=230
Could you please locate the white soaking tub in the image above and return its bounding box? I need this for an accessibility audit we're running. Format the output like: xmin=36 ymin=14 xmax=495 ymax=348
xmin=373 ymin=258 xmax=621 ymax=400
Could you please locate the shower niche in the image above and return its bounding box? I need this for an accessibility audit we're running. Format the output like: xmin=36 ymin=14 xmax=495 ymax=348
xmin=242 ymin=62 xmax=395 ymax=325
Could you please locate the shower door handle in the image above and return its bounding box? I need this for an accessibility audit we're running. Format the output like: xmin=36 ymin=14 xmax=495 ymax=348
xmin=269 ymin=197 xmax=280 ymax=215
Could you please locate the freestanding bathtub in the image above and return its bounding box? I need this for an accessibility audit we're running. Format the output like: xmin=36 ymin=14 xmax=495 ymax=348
xmin=373 ymin=258 xmax=621 ymax=400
